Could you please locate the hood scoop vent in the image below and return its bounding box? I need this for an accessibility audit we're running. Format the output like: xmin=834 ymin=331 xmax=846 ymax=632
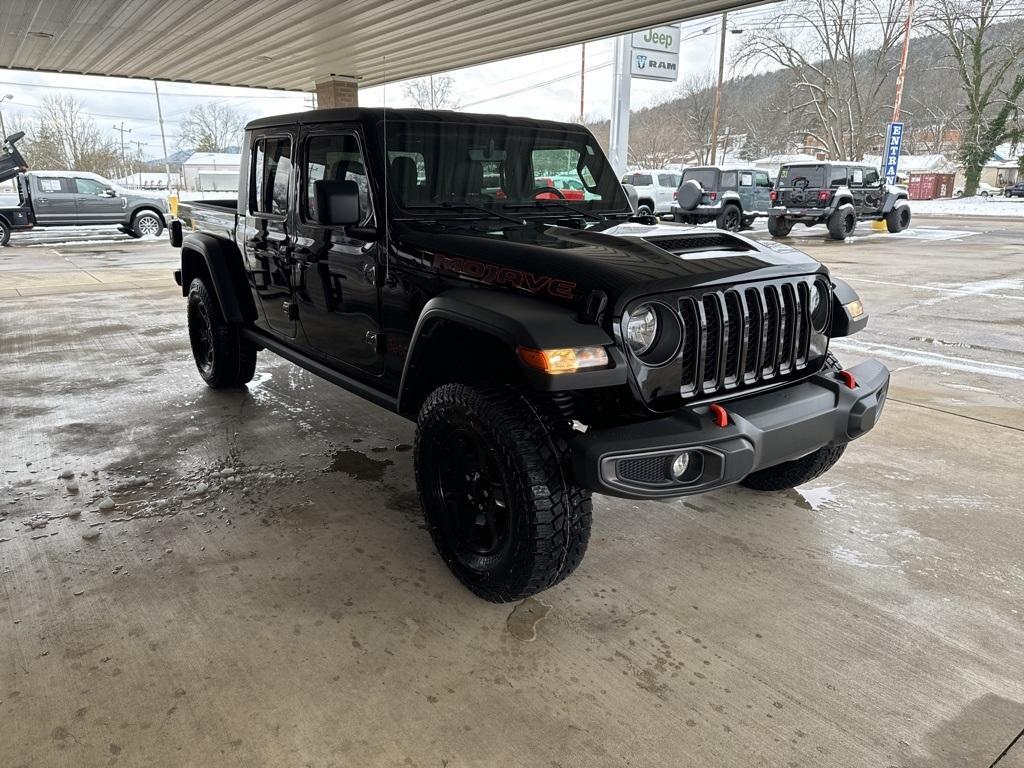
xmin=642 ymin=232 xmax=752 ymax=255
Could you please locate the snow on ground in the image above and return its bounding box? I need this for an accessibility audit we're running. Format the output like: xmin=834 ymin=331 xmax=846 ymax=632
xmin=912 ymin=195 xmax=1024 ymax=217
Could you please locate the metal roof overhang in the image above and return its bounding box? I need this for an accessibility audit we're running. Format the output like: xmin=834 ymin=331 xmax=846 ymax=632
xmin=3 ymin=0 xmax=761 ymax=91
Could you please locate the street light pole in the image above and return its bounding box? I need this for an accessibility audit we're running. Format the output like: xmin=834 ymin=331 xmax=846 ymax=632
xmin=0 ymin=93 xmax=14 ymax=140
xmin=891 ymin=0 xmax=916 ymax=123
xmin=153 ymin=81 xmax=172 ymax=190
xmin=709 ymin=12 xmax=728 ymax=165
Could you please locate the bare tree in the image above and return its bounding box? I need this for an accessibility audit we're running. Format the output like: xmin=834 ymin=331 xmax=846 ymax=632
xmin=179 ymin=103 xmax=247 ymax=152
xmin=628 ymin=106 xmax=679 ymax=167
xmin=668 ymin=70 xmax=717 ymax=164
xmin=401 ymin=74 xmax=460 ymax=110
xmin=922 ymin=0 xmax=1024 ymax=195
xmin=737 ymin=0 xmax=908 ymax=160
xmin=18 ymin=94 xmax=119 ymax=173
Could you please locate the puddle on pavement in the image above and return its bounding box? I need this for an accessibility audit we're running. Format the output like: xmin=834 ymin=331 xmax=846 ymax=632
xmin=788 ymin=485 xmax=840 ymax=511
xmin=328 ymin=449 xmax=393 ymax=481
xmin=507 ymin=596 xmax=552 ymax=642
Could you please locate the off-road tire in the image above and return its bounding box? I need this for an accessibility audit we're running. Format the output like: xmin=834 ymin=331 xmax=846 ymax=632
xmin=741 ymin=215 xmax=756 ymax=230
xmin=740 ymin=353 xmax=847 ymax=492
xmin=415 ymin=384 xmax=592 ymax=602
xmin=187 ymin=277 xmax=257 ymax=388
xmin=637 ymin=202 xmax=654 ymax=216
xmin=885 ymin=204 xmax=911 ymax=233
xmin=767 ymin=216 xmax=793 ymax=238
xmin=716 ymin=204 xmax=742 ymax=232
xmin=827 ymin=204 xmax=856 ymax=240
xmin=0 ymin=220 xmax=10 ymax=247
xmin=131 ymin=210 xmax=164 ymax=238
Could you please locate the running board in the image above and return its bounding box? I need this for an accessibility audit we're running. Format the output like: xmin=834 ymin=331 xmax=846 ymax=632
xmin=241 ymin=327 xmax=399 ymax=414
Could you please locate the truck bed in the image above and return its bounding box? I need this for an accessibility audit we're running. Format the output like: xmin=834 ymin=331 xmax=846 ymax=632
xmin=177 ymin=199 xmax=237 ymax=241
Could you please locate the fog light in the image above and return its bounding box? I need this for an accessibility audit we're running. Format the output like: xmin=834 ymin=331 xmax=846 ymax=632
xmin=670 ymin=452 xmax=690 ymax=479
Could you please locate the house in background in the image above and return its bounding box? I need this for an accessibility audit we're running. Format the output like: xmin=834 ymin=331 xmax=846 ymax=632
xmin=182 ymin=152 xmax=241 ymax=192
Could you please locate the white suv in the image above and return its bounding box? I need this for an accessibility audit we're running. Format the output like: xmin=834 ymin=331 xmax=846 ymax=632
xmin=621 ymin=169 xmax=681 ymax=216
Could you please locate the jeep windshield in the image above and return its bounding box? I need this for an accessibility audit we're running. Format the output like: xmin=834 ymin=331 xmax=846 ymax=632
xmin=778 ymin=165 xmax=828 ymax=188
xmin=384 ymin=120 xmax=630 ymax=219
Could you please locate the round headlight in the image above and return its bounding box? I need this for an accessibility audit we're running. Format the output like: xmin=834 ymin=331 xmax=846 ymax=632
xmin=626 ymin=305 xmax=658 ymax=355
xmin=810 ymin=281 xmax=830 ymax=331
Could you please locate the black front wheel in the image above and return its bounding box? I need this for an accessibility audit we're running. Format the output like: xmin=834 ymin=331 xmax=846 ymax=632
xmin=0 ymin=220 xmax=10 ymax=247
xmin=415 ymin=384 xmax=591 ymax=602
xmin=187 ymin=278 xmax=257 ymax=388
xmin=885 ymin=204 xmax=911 ymax=233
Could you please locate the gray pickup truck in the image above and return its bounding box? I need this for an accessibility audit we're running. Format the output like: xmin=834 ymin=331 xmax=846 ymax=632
xmin=0 ymin=138 xmax=168 ymax=245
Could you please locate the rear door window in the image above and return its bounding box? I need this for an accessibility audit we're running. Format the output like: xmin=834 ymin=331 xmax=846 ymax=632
xmin=37 ymin=177 xmax=71 ymax=193
xmin=251 ymin=136 xmax=292 ymax=216
xmin=657 ymin=173 xmax=677 ymax=187
xmin=740 ymin=172 xmax=753 ymax=187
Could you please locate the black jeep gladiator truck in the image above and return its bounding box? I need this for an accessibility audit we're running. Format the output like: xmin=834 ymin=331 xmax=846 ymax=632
xmin=768 ymin=161 xmax=911 ymax=240
xmin=171 ymin=108 xmax=889 ymax=602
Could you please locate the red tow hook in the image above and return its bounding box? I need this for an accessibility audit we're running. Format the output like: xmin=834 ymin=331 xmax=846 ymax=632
xmin=709 ymin=403 xmax=729 ymax=428
xmin=838 ymin=370 xmax=857 ymax=389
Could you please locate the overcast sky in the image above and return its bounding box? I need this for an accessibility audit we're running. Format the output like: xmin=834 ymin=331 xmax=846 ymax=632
xmin=0 ymin=10 xmax=762 ymax=161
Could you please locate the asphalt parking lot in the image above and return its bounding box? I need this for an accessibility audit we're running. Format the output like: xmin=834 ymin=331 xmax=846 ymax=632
xmin=2 ymin=217 xmax=1023 ymax=766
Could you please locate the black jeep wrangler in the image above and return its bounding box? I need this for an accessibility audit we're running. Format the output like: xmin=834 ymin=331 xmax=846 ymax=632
xmin=768 ymin=161 xmax=911 ymax=240
xmin=171 ymin=108 xmax=889 ymax=602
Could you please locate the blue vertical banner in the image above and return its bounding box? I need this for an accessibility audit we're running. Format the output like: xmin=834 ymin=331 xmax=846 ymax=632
xmin=883 ymin=122 xmax=904 ymax=185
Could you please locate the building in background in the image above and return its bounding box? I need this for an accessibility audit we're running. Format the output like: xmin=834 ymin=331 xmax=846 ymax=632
xmin=182 ymin=152 xmax=241 ymax=192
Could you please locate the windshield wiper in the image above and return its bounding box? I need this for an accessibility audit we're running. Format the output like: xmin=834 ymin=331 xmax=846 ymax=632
xmin=504 ymin=199 xmax=605 ymax=222
xmin=406 ymin=201 xmax=526 ymax=226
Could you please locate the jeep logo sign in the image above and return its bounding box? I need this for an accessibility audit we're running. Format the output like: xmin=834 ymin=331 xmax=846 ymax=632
xmin=630 ymin=25 xmax=681 ymax=82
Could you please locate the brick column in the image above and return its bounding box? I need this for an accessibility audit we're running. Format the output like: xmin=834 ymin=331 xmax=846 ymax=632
xmin=314 ymin=75 xmax=358 ymax=109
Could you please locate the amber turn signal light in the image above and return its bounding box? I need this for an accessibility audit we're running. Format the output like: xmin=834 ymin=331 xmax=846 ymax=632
xmin=844 ymin=299 xmax=865 ymax=319
xmin=517 ymin=346 xmax=609 ymax=375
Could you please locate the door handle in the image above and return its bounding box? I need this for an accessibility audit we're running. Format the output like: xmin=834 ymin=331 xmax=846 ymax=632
xmin=37 ymin=197 xmax=49 ymax=204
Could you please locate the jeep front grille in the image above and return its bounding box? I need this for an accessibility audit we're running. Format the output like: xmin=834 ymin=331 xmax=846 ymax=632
xmin=679 ymin=280 xmax=815 ymax=397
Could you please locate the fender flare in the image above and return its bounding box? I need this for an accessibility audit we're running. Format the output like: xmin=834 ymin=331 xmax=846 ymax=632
xmin=881 ymin=192 xmax=909 ymax=215
xmin=830 ymin=277 xmax=868 ymax=337
xmin=179 ymin=232 xmax=256 ymax=324
xmin=396 ymin=288 xmax=626 ymax=416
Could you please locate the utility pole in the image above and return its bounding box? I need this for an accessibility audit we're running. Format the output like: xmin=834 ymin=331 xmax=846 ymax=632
xmin=891 ymin=0 xmax=916 ymax=122
xmin=709 ymin=12 xmax=728 ymax=165
xmin=113 ymin=121 xmax=131 ymax=166
xmin=131 ymin=139 xmax=146 ymax=186
xmin=153 ymin=81 xmax=173 ymax=190
xmin=579 ymin=43 xmax=586 ymax=123
xmin=608 ymin=34 xmax=632 ymax=177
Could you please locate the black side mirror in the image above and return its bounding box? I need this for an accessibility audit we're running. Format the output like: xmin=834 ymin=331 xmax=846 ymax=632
xmin=315 ymin=179 xmax=360 ymax=226
xmin=103 ymin=187 xmax=117 ymax=197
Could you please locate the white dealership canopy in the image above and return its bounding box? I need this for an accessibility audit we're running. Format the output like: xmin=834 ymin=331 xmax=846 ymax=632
xmin=3 ymin=0 xmax=759 ymax=90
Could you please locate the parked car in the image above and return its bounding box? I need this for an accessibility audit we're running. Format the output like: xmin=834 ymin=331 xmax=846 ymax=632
xmin=170 ymin=107 xmax=888 ymax=602
xmin=1005 ymin=182 xmax=1024 ymax=198
xmin=0 ymin=157 xmax=169 ymax=245
xmin=953 ymin=182 xmax=1000 ymax=197
xmin=767 ymin=161 xmax=911 ymax=240
xmin=535 ymin=175 xmax=585 ymax=200
xmin=671 ymin=166 xmax=773 ymax=231
xmin=620 ymin=169 xmax=680 ymax=215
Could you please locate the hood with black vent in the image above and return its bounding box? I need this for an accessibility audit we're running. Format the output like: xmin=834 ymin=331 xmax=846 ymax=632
xmin=393 ymin=219 xmax=825 ymax=315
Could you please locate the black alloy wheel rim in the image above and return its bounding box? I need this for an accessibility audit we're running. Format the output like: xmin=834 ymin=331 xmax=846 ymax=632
xmin=724 ymin=208 xmax=740 ymax=230
xmin=434 ymin=426 xmax=512 ymax=569
xmin=189 ymin=300 xmax=215 ymax=375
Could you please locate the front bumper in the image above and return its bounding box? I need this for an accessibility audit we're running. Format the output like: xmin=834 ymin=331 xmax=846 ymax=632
xmin=572 ymin=358 xmax=889 ymax=499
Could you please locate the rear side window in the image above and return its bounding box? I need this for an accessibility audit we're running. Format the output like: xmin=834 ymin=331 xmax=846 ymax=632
xmin=778 ymin=165 xmax=827 ymax=188
xmin=625 ymin=173 xmax=653 ymax=186
xmin=251 ymin=136 xmax=292 ymax=216
xmin=657 ymin=173 xmax=677 ymax=187
xmin=37 ymin=177 xmax=69 ymax=193
xmin=720 ymin=170 xmax=737 ymax=188
xmin=304 ymin=133 xmax=371 ymax=223
xmin=830 ymin=166 xmax=849 ymax=187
